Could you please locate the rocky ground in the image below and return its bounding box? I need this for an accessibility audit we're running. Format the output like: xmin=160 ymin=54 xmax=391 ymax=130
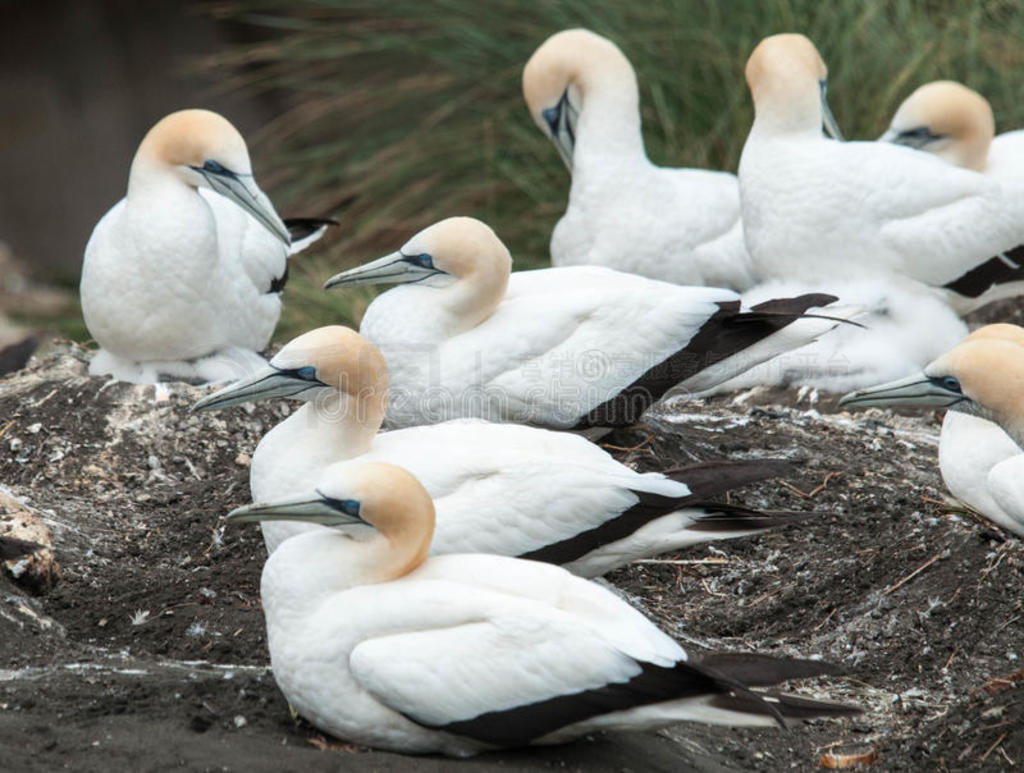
xmin=0 ymin=345 xmax=1021 ymax=771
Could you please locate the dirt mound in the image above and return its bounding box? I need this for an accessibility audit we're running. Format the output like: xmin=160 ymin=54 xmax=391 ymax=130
xmin=0 ymin=346 xmax=1021 ymax=770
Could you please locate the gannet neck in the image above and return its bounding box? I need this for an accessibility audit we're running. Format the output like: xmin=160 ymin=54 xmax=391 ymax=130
xmin=401 ymin=217 xmax=511 ymax=335
xmin=745 ymin=33 xmax=829 ymax=138
xmin=886 ymin=81 xmax=994 ymax=171
xmin=523 ymin=29 xmax=646 ymax=169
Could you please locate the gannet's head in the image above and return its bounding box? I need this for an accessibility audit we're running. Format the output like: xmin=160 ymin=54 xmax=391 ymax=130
xmin=840 ymin=325 xmax=1024 ymax=447
xmin=522 ymin=29 xmax=637 ymax=169
xmin=191 ymin=326 xmax=388 ymax=412
xmin=745 ymin=33 xmax=842 ymax=140
xmin=880 ymin=81 xmax=994 ymax=172
xmin=226 ymin=462 xmax=435 ymax=578
xmin=324 ymin=217 xmax=511 ymax=326
xmin=131 ymin=109 xmax=290 ymax=244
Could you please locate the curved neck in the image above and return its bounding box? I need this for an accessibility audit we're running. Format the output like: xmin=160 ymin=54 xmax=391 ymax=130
xmin=302 ymin=388 xmax=386 ymax=455
xmin=572 ymin=73 xmax=647 ymax=173
xmin=750 ymin=86 xmax=823 ymax=139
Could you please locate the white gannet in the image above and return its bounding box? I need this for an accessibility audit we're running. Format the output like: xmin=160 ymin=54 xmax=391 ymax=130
xmin=226 ymin=462 xmax=859 ymax=755
xmin=522 ymin=29 xmax=755 ymax=290
xmin=324 ymin=217 xmax=854 ymax=429
xmin=881 ymin=80 xmax=1024 ymax=185
xmin=740 ymin=34 xmax=1024 ymax=315
xmin=195 ymin=326 xmax=814 ymax=572
xmin=840 ymin=324 xmax=1024 ymax=537
xmin=80 ymin=109 xmax=332 ymax=385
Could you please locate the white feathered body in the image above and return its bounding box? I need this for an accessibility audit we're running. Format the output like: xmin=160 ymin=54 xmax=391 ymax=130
xmin=553 ymin=159 xmax=754 ymax=290
xmin=939 ymin=411 xmax=1024 ymax=536
xmin=262 ymin=541 xmax=777 ymax=756
xmin=81 ymin=184 xmax=285 ymax=369
xmin=739 ymin=130 xmax=1024 ymax=313
xmin=360 ymin=265 xmax=841 ymax=428
xmin=251 ymin=410 xmax=762 ymax=575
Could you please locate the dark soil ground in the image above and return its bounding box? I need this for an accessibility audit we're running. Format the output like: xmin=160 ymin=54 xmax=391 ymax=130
xmin=1 ymin=342 xmax=1022 ymax=772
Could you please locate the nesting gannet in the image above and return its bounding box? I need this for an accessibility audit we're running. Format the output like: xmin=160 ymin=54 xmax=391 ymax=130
xmin=522 ymin=29 xmax=755 ymax=289
xmin=840 ymin=324 xmax=1024 ymax=536
xmin=740 ymin=34 xmax=1024 ymax=315
xmin=195 ymin=326 xmax=815 ymax=572
xmin=324 ymin=217 xmax=853 ymax=429
xmin=80 ymin=109 xmax=331 ymax=384
xmin=881 ymin=80 xmax=1024 ymax=184
xmin=227 ymin=462 xmax=859 ymax=755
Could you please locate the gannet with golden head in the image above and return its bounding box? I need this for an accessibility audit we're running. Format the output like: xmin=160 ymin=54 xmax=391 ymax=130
xmin=324 ymin=217 xmax=855 ymax=429
xmin=840 ymin=324 xmax=1024 ymax=536
xmin=522 ymin=29 xmax=755 ymax=290
xmin=740 ymin=34 xmax=1024 ymax=315
xmin=881 ymin=80 xmax=1024 ymax=185
xmin=195 ymin=326 xmax=815 ymax=573
xmin=227 ymin=462 xmax=860 ymax=755
xmin=81 ymin=109 xmax=332 ymax=384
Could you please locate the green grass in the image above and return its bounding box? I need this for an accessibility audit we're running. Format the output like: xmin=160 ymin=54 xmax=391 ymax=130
xmin=198 ymin=0 xmax=1024 ymax=339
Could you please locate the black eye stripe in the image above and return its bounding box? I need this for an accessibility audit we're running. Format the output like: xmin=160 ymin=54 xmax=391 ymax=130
xmin=401 ymin=253 xmax=435 ymax=270
xmin=929 ymin=375 xmax=962 ymax=393
xmin=317 ymin=493 xmax=362 ymax=518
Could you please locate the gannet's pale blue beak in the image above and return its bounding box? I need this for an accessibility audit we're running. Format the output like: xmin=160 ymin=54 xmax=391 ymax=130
xmin=540 ymin=89 xmax=577 ymax=171
xmin=191 ymin=364 xmax=325 ymax=412
xmin=839 ymin=373 xmax=966 ymax=409
xmin=193 ymin=163 xmax=290 ymax=245
xmin=225 ymin=492 xmax=366 ymax=527
xmin=820 ymin=81 xmax=844 ymax=141
xmin=324 ymin=251 xmax=446 ymax=290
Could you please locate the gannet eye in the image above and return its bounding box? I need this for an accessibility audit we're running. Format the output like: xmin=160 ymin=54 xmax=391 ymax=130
xmin=296 ymin=366 xmax=318 ymax=380
xmin=322 ymin=496 xmax=361 ymax=517
xmin=941 ymin=376 xmax=962 ymax=392
xmin=403 ymin=253 xmax=435 ymax=270
xmin=202 ymin=159 xmax=229 ymax=174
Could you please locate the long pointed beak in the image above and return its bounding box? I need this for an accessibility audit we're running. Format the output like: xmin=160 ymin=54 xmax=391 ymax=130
xmin=324 ymin=252 xmax=442 ymax=290
xmin=820 ymin=81 xmax=844 ymax=141
xmin=191 ymin=366 xmax=322 ymax=412
xmin=878 ymin=127 xmax=899 ymax=143
xmin=225 ymin=495 xmax=365 ymax=526
xmin=839 ymin=373 xmax=965 ymax=409
xmin=204 ymin=172 xmax=290 ymax=246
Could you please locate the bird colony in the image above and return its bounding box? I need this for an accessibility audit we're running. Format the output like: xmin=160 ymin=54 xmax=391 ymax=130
xmin=10 ymin=28 xmax=1023 ymax=758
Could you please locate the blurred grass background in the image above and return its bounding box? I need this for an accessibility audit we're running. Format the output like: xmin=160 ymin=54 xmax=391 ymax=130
xmin=30 ymin=0 xmax=1024 ymax=341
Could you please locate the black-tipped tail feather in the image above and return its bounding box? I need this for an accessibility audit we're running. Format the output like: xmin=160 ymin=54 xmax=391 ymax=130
xmin=284 ymin=217 xmax=339 ymax=243
xmin=573 ymin=294 xmax=840 ymax=428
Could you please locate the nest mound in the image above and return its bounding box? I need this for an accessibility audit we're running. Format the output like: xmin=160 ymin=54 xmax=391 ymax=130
xmin=0 ymin=347 xmax=1020 ymax=770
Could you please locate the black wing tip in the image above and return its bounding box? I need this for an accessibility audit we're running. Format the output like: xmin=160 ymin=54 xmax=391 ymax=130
xmin=663 ymin=458 xmax=796 ymax=497
xmin=283 ymin=217 xmax=339 ymax=242
xmin=708 ymin=690 xmax=863 ymax=723
xmin=699 ymin=654 xmax=849 ymax=687
xmin=686 ymin=504 xmax=820 ymax=533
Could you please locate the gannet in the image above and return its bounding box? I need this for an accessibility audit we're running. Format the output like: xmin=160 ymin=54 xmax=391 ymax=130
xmin=227 ymin=462 xmax=860 ymax=755
xmin=740 ymin=34 xmax=1024 ymax=315
xmin=840 ymin=324 xmax=1024 ymax=536
xmin=522 ymin=29 xmax=755 ymax=289
xmin=881 ymin=80 xmax=1024 ymax=184
xmin=80 ymin=109 xmax=332 ymax=384
xmin=195 ymin=326 xmax=815 ymax=572
xmin=324 ymin=217 xmax=854 ymax=429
